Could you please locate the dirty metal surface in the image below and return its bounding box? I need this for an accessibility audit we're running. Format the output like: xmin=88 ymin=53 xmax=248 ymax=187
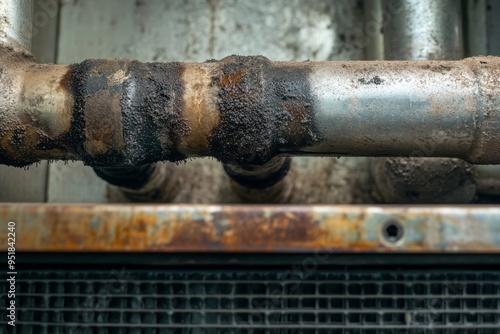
xmin=383 ymin=0 xmax=463 ymax=61
xmin=2 ymin=49 xmax=500 ymax=168
xmin=0 ymin=0 xmax=32 ymax=50
xmin=50 ymin=0 xmax=366 ymax=204
xmin=0 ymin=0 xmax=55 ymax=203
xmin=1 ymin=204 xmax=500 ymax=252
xmin=372 ymin=0 xmax=475 ymax=205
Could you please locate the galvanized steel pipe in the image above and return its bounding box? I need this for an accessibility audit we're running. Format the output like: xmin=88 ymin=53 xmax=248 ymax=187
xmin=0 ymin=0 xmax=32 ymax=50
xmin=372 ymin=0 xmax=476 ymax=204
xmin=383 ymin=0 xmax=463 ymax=61
xmin=1 ymin=48 xmax=500 ymax=167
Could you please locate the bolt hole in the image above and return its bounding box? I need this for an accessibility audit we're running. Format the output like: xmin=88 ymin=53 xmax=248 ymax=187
xmin=382 ymin=220 xmax=404 ymax=244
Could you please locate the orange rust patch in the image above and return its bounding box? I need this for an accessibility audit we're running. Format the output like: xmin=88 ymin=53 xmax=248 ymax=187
xmin=84 ymin=90 xmax=124 ymax=157
xmin=282 ymin=99 xmax=312 ymax=146
xmin=220 ymin=70 xmax=245 ymax=89
xmin=2 ymin=204 xmax=499 ymax=253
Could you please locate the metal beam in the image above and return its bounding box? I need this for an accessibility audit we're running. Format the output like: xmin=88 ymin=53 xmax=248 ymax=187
xmin=1 ymin=204 xmax=500 ymax=252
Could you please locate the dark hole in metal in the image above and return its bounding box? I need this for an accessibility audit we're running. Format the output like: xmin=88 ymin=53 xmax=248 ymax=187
xmin=383 ymin=220 xmax=404 ymax=243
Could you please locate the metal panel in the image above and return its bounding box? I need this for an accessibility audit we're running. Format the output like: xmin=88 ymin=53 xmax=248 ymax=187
xmin=1 ymin=269 xmax=499 ymax=332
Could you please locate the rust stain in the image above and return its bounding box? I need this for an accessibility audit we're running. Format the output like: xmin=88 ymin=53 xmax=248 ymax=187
xmin=1 ymin=204 xmax=499 ymax=253
xmin=220 ymin=70 xmax=245 ymax=89
xmin=282 ymin=99 xmax=312 ymax=147
xmin=84 ymin=90 xmax=124 ymax=157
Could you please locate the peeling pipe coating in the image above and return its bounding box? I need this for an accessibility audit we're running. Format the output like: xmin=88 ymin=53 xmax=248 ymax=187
xmin=69 ymin=59 xmax=189 ymax=166
xmin=1 ymin=44 xmax=500 ymax=167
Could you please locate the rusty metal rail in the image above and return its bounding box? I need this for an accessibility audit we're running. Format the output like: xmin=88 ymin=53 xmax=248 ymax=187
xmin=1 ymin=204 xmax=500 ymax=252
xmin=1 ymin=45 xmax=500 ymax=168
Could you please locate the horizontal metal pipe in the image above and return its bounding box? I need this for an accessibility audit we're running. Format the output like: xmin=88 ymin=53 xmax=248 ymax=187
xmin=1 ymin=48 xmax=500 ymax=167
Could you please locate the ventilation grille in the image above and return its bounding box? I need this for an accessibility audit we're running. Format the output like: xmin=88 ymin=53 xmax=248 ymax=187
xmin=1 ymin=270 xmax=499 ymax=333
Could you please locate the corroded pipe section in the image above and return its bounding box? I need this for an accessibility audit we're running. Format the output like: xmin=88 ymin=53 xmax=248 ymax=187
xmin=2 ymin=48 xmax=500 ymax=167
xmin=94 ymin=164 xmax=157 ymax=190
xmin=95 ymin=163 xmax=179 ymax=202
xmin=225 ymin=157 xmax=292 ymax=203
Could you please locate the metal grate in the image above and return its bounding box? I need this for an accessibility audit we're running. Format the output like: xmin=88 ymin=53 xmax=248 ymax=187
xmin=1 ymin=270 xmax=500 ymax=333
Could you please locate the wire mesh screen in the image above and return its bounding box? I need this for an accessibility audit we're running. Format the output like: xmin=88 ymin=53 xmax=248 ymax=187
xmin=1 ymin=269 xmax=499 ymax=334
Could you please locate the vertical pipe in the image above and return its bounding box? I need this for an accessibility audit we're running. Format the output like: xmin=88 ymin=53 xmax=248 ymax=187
xmin=372 ymin=0 xmax=476 ymax=204
xmin=467 ymin=0 xmax=500 ymax=200
xmin=94 ymin=164 xmax=179 ymax=202
xmin=364 ymin=0 xmax=384 ymax=60
xmin=464 ymin=0 xmax=488 ymax=56
xmin=0 ymin=0 xmax=54 ymax=203
xmin=383 ymin=0 xmax=463 ymax=60
xmin=225 ymin=157 xmax=292 ymax=203
xmin=486 ymin=0 xmax=500 ymax=55
xmin=0 ymin=0 xmax=33 ymax=50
